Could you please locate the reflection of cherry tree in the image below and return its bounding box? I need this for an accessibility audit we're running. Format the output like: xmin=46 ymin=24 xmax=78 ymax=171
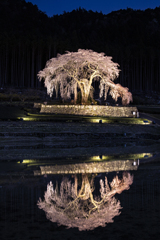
xmin=37 ymin=172 xmax=133 ymax=231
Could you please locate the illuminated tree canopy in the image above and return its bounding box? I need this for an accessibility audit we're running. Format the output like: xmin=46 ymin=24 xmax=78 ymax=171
xmin=37 ymin=172 xmax=133 ymax=231
xmin=38 ymin=49 xmax=132 ymax=105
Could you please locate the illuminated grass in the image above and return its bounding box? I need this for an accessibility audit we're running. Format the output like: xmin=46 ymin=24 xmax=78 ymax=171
xmin=18 ymin=113 xmax=152 ymax=125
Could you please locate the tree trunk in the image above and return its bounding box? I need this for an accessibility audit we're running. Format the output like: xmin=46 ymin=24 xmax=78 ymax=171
xmin=31 ymin=45 xmax=35 ymax=88
xmin=11 ymin=47 xmax=16 ymax=86
xmin=81 ymin=86 xmax=90 ymax=104
xmin=74 ymin=82 xmax=77 ymax=104
xmin=4 ymin=44 xmax=8 ymax=86
xmin=81 ymin=94 xmax=89 ymax=104
xmin=74 ymin=175 xmax=78 ymax=196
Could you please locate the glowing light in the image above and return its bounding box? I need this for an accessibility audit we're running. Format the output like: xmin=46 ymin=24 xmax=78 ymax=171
xmin=121 ymin=153 xmax=152 ymax=160
xmin=143 ymin=120 xmax=149 ymax=124
xmin=88 ymin=118 xmax=108 ymax=123
xmin=142 ymin=153 xmax=152 ymax=158
xmin=89 ymin=155 xmax=110 ymax=161
xmin=17 ymin=159 xmax=37 ymax=164
xmin=17 ymin=117 xmax=37 ymax=121
xmin=133 ymin=161 xmax=137 ymax=166
xmin=87 ymin=118 xmax=152 ymax=124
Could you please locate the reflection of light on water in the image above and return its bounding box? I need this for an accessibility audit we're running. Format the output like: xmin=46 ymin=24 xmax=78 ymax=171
xmin=37 ymin=172 xmax=133 ymax=231
xmin=17 ymin=159 xmax=37 ymax=164
xmin=17 ymin=153 xmax=152 ymax=168
xmin=35 ymin=159 xmax=138 ymax=175
xmin=17 ymin=153 xmax=152 ymax=174
xmin=133 ymin=159 xmax=139 ymax=166
xmin=138 ymin=153 xmax=152 ymax=159
xmin=122 ymin=153 xmax=153 ymax=160
xmin=143 ymin=153 xmax=152 ymax=158
xmin=90 ymin=153 xmax=152 ymax=162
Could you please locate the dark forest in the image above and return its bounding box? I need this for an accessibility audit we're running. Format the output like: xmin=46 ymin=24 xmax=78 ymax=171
xmin=0 ymin=0 xmax=160 ymax=94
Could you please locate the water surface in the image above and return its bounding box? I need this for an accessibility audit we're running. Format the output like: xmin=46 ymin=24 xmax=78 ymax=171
xmin=0 ymin=121 xmax=160 ymax=239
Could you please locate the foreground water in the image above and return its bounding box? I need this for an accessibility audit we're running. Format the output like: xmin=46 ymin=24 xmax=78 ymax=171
xmin=0 ymin=165 xmax=160 ymax=240
xmin=0 ymin=121 xmax=160 ymax=239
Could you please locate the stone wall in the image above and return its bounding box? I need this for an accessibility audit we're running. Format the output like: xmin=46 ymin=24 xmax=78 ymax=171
xmin=34 ymin=159 xmax=138 ymax=175
xmin=40 ymin=104 xmax=138 ymax=117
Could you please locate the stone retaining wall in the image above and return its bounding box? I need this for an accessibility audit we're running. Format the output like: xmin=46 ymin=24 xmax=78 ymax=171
xmin=34 ymin=160 xmax=138 ymax=175
xmin=40 ymin=104 xmax=138 ymax=117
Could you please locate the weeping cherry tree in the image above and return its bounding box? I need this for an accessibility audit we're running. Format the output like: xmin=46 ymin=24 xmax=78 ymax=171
xmin=38 ymin=49 xmax=132 ymax=105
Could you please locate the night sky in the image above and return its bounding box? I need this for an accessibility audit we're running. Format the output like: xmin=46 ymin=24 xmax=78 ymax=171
xmin=26 ymin=0 xmax=160 ymax=17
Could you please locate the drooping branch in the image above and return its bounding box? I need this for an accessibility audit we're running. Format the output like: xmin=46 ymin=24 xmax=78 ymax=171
xmin=37 ymin=49 xmax=132 ymax=105
xmin=37 ymin=172 xmax=133 ymax=231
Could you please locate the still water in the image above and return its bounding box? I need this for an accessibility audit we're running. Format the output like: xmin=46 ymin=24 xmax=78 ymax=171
xmin=0 ymin=122 xmax=160 ymax=239
xmin=1 ymin=157 xmax=160 ymax=240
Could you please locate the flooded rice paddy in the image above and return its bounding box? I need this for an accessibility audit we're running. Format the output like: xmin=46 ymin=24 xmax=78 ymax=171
xmin=0 ymin=121 xmax=160 ymax=240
